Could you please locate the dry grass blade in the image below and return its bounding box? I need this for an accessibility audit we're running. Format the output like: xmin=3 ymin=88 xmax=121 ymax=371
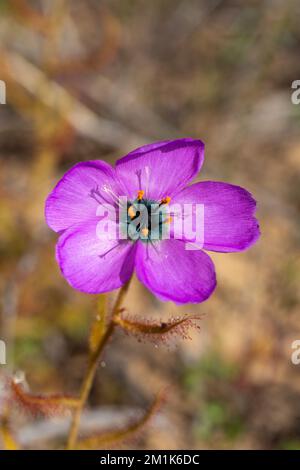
xmin=0 ymin=426 xmax=19 ymax=450
xmin=0 ymin=413 xmax=19 ymax=450
xmin=2 ymin=51 xmax=146 ymax=150
xmin=75 ymin=391 xmax=164 ymax=450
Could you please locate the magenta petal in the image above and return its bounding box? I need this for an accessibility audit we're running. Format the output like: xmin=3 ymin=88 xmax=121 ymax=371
xmin=115 ymin=138 xmax=204 ymax=201
xmin=173 ymin=181 xmax=260 ymax=252
xmin=45 ymin=160 xmax=123 ymax=233
xmin=136 ymin=240 xmax=216 ymax=304
xmin=56 ymin=219 xmax=136 ymax=294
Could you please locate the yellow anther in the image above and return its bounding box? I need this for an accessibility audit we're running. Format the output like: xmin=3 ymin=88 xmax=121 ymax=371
xmin=141 ymin=227 xmax=149 ymax=237
xmin=161 ymin=196 xmax=171 ymax=205
xmin=128 ymin=205 xmax=136 ymax=219
xmin=137 ymin=190 xmax=145 ymax=201
xmin=165 ymin=216 xmax=172 ymax=224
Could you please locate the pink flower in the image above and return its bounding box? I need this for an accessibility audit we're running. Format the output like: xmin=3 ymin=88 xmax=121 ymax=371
xmin=45 ymin=139 xmax=260 ymax=304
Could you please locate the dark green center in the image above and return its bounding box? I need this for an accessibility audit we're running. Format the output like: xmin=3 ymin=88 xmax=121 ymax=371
xmin=121 ymin=198 xmax=169 ymax=242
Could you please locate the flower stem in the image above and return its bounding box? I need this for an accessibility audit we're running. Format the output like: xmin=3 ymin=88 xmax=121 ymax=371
xmin=65 ymin=278 xmax=132 ymax=450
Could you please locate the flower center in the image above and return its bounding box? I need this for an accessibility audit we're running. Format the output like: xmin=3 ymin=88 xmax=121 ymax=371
xmin=124 ymin=191 xmax=171 ymax=242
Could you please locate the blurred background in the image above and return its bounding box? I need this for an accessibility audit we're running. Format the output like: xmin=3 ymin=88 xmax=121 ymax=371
xmin=0 ymin=0 xmax=300 ymax=450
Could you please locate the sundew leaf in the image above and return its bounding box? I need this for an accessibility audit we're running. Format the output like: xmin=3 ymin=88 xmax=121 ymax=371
xmin=114 ymin=312 xmax=203 ymax=346
xmin=75 ymin=390 xmax=165 ymax=450
xmin=10 ymin=380 xmax=79 ymax=417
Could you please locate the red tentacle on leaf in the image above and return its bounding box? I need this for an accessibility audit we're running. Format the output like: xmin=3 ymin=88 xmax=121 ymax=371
xmin=10 ymin=380 xmax=80 ymax=417
xmin=114 ymin=311 xmax=204 ymax=346
xmin=75 ymin=390 xmax=165 ymax=450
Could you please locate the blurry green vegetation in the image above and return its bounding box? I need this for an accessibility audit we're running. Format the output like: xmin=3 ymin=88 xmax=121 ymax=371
xmin=183 ymin=352 xmax=244 ymax=444
xmin=280 ymin=440 xmax=300 ymax=450
xmin=194 ymin=400 xmax=244 ymax=442
xmin=183 ymin=351 xmax=239 ymax=390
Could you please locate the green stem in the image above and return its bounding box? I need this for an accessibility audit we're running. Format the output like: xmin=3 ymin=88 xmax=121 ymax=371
xmin=66 ymin=278 xmax=132 ymax=450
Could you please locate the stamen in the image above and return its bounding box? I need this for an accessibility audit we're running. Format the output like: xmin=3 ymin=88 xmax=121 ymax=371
xmin=137 ymin=190 xmax=145 ymax=201
xmin=141 ymin=227 xmax=149 ymax=237
xmin=160 ymin=196 xmax=171 ymax=206
xmin=128 ymin=205 xmax=136 ymax=219
xmin=165 ymin=216 xmax=172 ymax=224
